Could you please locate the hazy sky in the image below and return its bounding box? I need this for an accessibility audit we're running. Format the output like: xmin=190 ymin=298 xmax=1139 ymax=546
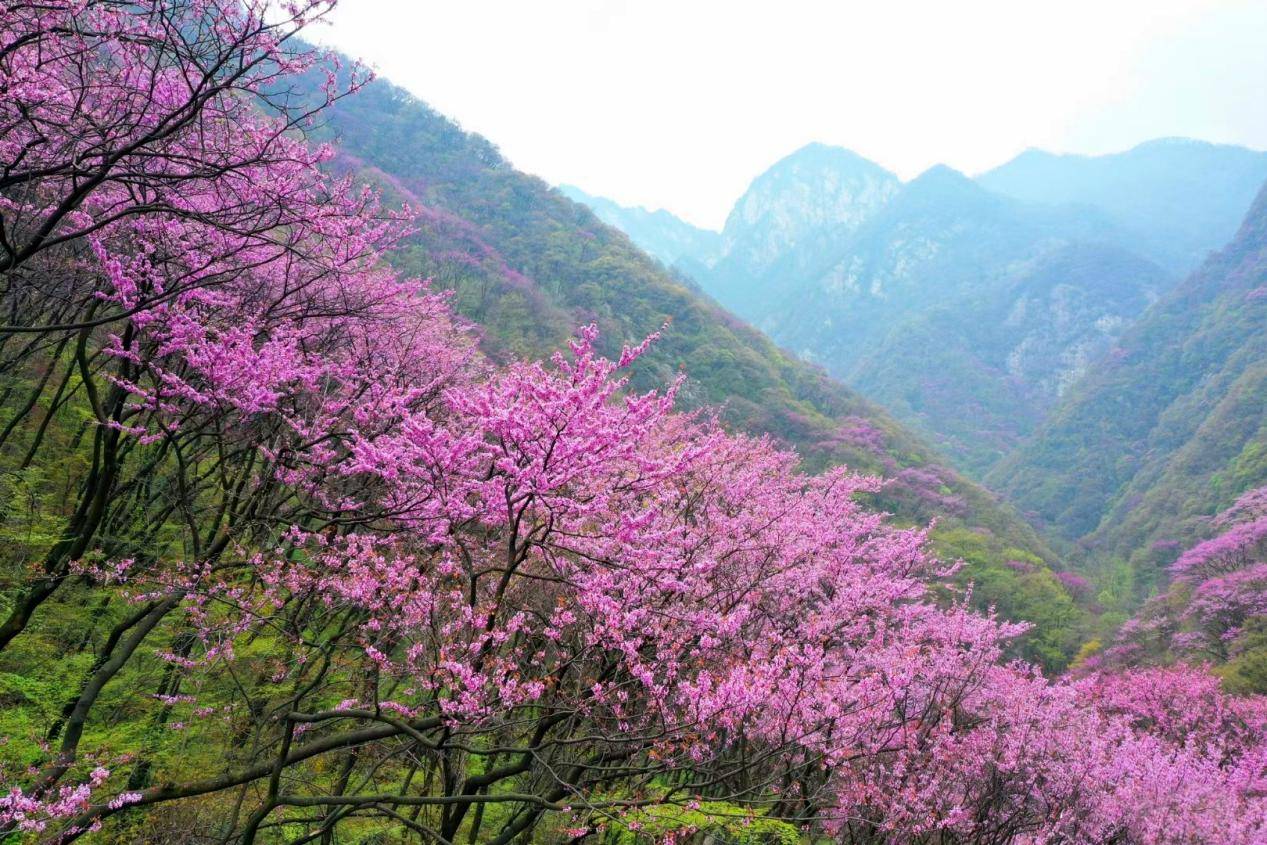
xmin=315 ymin=0 xmax=1267 ymax=229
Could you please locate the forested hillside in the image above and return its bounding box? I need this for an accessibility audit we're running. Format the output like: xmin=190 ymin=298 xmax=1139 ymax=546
xmin=310 ymin=76 xmax=1087 ymax=667
xmin=1097 ymin=486 xmax=1267 ymax=693
xmin=990 ymin=182 xmax=1267 ymax=611
xmin=684 ymin=157 xmax=1157 ymax=474
xmin=727 ymin=164 xmax=1118 ymax=387
xmin=851 ymin=243 xmax=1171 ymax=473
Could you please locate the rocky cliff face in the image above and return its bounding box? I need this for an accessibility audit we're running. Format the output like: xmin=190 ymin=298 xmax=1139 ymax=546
xmin=998 ymin=245 xmax=1166 ymax=399
xmin=747 ymin=165 xmax=1119 ymax=373
xmin=717 ymin=143 xmax=900 ymax=278
xmin=849 ymin=242 xmax=1171 ymax=474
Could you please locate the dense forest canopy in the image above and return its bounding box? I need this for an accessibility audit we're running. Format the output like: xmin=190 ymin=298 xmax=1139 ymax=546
xmin=0 ymin=2 xmax=1265 ymax=844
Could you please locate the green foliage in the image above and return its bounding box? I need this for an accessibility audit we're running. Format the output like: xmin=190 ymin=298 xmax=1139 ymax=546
xmin=1219 ymin=626 xmax=1267 ymax=695
xmin=851 ymin=244 xmax=1171 ymax=477
xmin=604 ymin=801 xmax=801 ymax=845
xmin=933 ymin=527 xmax=1086 ymax=669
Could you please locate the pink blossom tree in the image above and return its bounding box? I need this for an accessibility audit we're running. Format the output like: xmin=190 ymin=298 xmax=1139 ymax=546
xmin=1107 ymin=486 xmax=1267 ymax=667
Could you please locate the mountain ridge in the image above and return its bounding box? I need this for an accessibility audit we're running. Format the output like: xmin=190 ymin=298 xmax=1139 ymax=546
xmin=979 ymin=138 xmax=1267 ymax=272
xmin=576 ymin=138 xmax=1264 ymax=487
xmin=710 ymin=143 xmax=901 ymax=312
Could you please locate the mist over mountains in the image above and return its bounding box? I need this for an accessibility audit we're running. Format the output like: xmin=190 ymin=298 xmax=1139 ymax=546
xmin=556 ymin=183 xmax=723 ymax=269
xmin=565 ymin=139 xmax=1267 ymax=475
xmin=978 ymin=139 xmax=1267 ymax=271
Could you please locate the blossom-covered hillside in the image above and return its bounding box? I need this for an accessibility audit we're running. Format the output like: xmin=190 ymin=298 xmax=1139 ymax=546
xmin=305 ymin=67 xmax=1089 ymax=668
xmin=0 ymin=3 xmax=1264 ymax=843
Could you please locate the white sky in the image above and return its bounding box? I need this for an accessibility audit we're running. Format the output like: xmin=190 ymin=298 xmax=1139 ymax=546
xmin=314 ymin=0 xmax=1267 ymax=230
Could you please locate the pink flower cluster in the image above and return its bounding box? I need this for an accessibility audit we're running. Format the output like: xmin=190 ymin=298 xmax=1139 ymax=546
xmin=1109 ymin=486 xmax=1267 ymax=666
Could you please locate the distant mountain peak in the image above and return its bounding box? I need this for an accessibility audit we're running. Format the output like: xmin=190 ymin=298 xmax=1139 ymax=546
xmin=978 ymin=140 xmax=1267 ymax=271
xmin=558 ymin=183 xmax=722 ymax=268
xmin=737 ymin=144 xmax=895 ymax=199
xmin=1001 ymin=138 xmax=1237 ymax=168
xmin=719 ymin=143 xmax=900 ymax=270
xmin=894 ymin=163 xmax=996 ymax=212
xmin=905 ymin=163 xmax=976 ymax=191
xmin=557 ymin=183 xmax=597 ymax=203
xmin=776 ymin=142 xmax=891 ymax=170
xmin=559 ymin=184 xmax=706 ymax=227
xmin=1129 ymin=136 xmax=1228 ymax=152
